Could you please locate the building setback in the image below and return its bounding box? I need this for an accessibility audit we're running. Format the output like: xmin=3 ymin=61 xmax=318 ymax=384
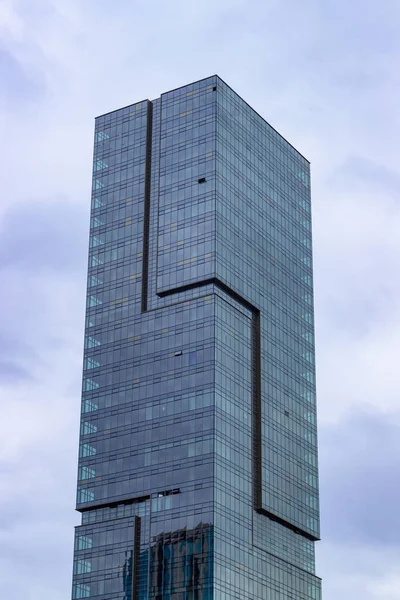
xmin=72 ymin=75 xmax=322 ymax=600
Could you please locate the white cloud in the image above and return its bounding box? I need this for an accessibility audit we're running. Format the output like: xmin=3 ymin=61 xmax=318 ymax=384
xmin=0 ymin=267 xmax=83 ymax=597
xmin=315 ymin=175 xmax=400 ymax=423
xmin=369 ymin=575 xmax=400 ymax=599
xmin=0 ymin=0 xmax=24 ymax=41
xmin=318 ymin=542 xmax=400 ymax=600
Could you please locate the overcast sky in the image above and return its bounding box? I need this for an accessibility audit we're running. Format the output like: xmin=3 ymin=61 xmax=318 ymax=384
xmin=1 ymin=1 xmax=400 ymax=599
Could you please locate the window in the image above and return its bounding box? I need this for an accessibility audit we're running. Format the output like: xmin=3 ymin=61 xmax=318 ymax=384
xmin=75 ymin=559 xmax=92 ymax=574
xmin=78 ymin=488 xmax=95 ymax=503
xmin=80 ymin=443 xmax=96 ymax=457
xmin=72 ymin=583 xmax=90 ymax=599
xmin=78 ymin=466 xmax=96 ymax=480
xmin=76 ymin=535 xmax=92 ymax=550
xmin=84 ymin=378 xmax=99 ymax=391
xmin=81 ymin=422 xmax=97 ymax=435
xmin=82 ymin=400 xmax=98 ymax=413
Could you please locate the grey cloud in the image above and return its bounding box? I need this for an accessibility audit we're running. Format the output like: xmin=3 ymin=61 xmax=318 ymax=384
xmin=0 ymin=455 xmax=78 ymax=600
xmin=0 ymin=367 xmax=81 ymax=600
xmin=0 ymin=361 xmax=33 ymax=383
xmin=313 ymin=153 xmax=400 ymax=339
xmin=319 ymin=410 xmax=400 ymax=545
xmin=0 ymin=332 xmax=38 ymax=383
xmin=300 ymin=0 xmax=400 ymax=59
xmin=0 ymin=332 xmax=35 ymax=358
xmin=330 ymin=157 xmax=400 ymax=195
xmin=0 ymin=198 xmax=88 ymax=273
xmin=318 ymin=540 xmax=400 ymax=600
xmin=0 ymin=48 xmax=46 ymax=109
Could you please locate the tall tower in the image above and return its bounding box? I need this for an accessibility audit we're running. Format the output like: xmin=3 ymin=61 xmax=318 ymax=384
xmin=72 ymin=75 xmax=321 ymax=600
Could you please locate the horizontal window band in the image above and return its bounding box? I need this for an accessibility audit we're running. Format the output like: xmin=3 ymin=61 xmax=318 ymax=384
xmin=157 ymin=277 xmax=259 ymax=315
xmin=77 ymin=494 xmax=150 ymax=513
xmin=256 ymin=507 xmax=320 ymax=542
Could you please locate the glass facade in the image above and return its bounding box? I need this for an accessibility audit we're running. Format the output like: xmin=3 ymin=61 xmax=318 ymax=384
xmin=72 ymin=75 xmax=321 ymax=600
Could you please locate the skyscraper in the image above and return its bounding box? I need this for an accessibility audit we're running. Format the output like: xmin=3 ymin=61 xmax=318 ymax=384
xmin=72 ymin=75 xmax=321 ymax=600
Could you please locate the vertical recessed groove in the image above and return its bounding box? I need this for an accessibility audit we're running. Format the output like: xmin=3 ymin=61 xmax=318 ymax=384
xmin=141 ymin=100 xmax=153 ymax=313
xmin=131 ymin=516 xmax=141 ymax=600
xmin=154 ymin=96 xmax=163 ymax=298
xmin=252 ymin=311 xmax=262 ymax=510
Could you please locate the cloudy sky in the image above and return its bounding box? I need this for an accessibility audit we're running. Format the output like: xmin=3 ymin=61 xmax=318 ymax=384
xmin=1 ymin=0 xmax=400 ymax=598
